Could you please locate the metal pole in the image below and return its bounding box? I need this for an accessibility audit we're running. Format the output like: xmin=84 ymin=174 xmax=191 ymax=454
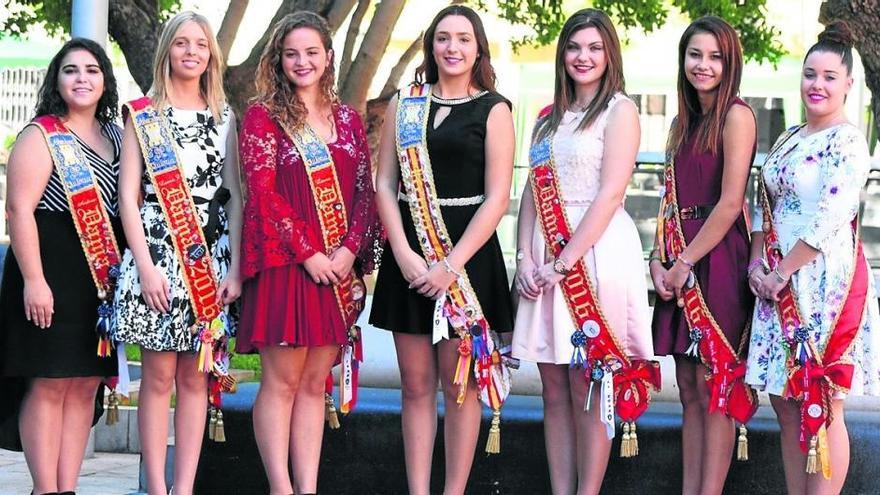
xmin=71 ymin=0 xmax=109 ymax=48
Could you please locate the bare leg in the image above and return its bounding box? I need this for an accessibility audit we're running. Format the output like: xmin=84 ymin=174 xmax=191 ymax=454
xmin=254 ymin=346 xmax=307 ymax=495
xmin=138 ymin=350 xmax=177 ymax=495
xmin=771 ymin=394 xmax=807 ymax=494
xmin=20 ymin=378 xmax=68 ymax=494
xmin=56 ymin=376 xmax=103 ymax=492
xmin=806 ymin=399 xmax=848 ymax=495
xmin=675 ymin=357 xmax=704 ymax=495
xmin=694 ymin=363 xmax=735 ymax=495
xmin=538 ymin=363 xmax=576 ymax=495
xmin=290 ymin=345 xmax=339 ymax=495
xmin=170 ymin=352 xmax=208 ymax=495
xmin=393 ymin=333 xmax=438 ymax=495
xmin=437 ymin=338 xmax=481 ymax=495
xmin=569 ymin=367 xmax=611 ymax=495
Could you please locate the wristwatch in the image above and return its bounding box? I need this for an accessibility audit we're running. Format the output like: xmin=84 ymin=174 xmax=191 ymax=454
xmin=552 ymin=257 xmax=570 ymax=275
xmin=516 ymin=249 xmax=525 ymax=262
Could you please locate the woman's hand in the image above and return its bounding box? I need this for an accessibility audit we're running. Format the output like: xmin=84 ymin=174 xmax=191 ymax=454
xmin=663 ymin=259 xmax=692 ymax=306
xmin=23 ymin=278 xmax=54 ymax=329
xmin=329 ymin=246 xmax=357 ymax=280
xmin=754 ymin=269 xmax=787 ymax=302
xmin=649 ymin=260 xmax=674 ymax=302
xmin=218 ymin=270 xmax=242 ymax=305
xmin=534 ymin=262 xmax=565 ymax=290
xmin=303 ymin=252 xmax=341 ymax=285
xmin=410 ymin=262 xmax=457 ymax=300
xmin=515 ymin=258 xmax=542 ymax=300
xmin=395 ymin=248 xmax=429 ymax=284
xmin=139 ymin=264 xmax=171 ymax=313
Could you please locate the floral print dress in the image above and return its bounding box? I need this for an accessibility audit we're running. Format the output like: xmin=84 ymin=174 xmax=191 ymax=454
xmin=112 ymin=106 xmax=236 ymax=352
xmin=745 ymin=123 xmax=880 ymax=396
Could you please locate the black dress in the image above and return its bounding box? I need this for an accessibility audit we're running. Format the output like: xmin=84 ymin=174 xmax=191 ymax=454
xmin=0 ymin=123 xmax=123 ymax=451
xmin=369 ymin=91 xmax=514 ymax=336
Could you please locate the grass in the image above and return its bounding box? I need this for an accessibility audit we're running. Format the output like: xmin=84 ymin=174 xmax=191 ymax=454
xmin=123 ymin=338 xmax=263 ymax=379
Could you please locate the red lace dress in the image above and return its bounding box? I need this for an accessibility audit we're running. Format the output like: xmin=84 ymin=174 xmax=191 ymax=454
xmin=236 ymin=104 xmax=379 ymax=352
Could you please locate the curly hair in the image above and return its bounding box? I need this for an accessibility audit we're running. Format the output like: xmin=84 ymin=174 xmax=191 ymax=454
xmin=35 ymin=37 xmax=118 ymax=127
xmin=253 ymin=11 xmax=338 ymax=133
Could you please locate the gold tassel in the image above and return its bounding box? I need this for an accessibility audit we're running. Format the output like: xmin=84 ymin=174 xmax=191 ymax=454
xmin=485 ymin=409 xmax=501 ymax=454
xmin=805 ymin=435 xmax=818 ymax=474
xmin=208 ymin=407 xmax=217 ymax=441
xmin=620 ymin=422 xmax=632 ymax=458
xmin=736 ymin=425 xmax=749 ymax=461
xmin=325 ymin=393 xmax=341 ymax=429
xmin=105 ymin=390 xmax=119 ymax=426
xmin=213 ymin=409 xmax=226 ymax=443
xmin=630 ymin=422 xmax=639 ymax=457
xmin=818 ymin=426 xmax=832 ymax=480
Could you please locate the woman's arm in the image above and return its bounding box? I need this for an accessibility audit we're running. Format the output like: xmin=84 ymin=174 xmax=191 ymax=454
xmin=118 ymin=116 xmax=170 ymax=313
xmin=411 ymin=101 xmax=515 ymax=299
xmin=5 ymin=126 xmax=55 ymax=328
xmin=374 ymin=94 xmax=429 ymax=284
xmin=514 ymin=182 xmax=541 ymax=300
xmin=219 ymin=111 xmax=243 ymax=304
xmin=665 ymin=104 xmax=756 ymax=301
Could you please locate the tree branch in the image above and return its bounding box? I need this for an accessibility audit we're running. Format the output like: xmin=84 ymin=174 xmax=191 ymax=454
xmin=217 ymin=0 xmax=250 ymax=63
xmin=326 ymin=0 xmax=358 ymax=35
xmin=340 ymin=0 xmax=406 ymax=113
xmin=381 ymin=33 xmax=422 ymax=97
xmin=339 ymin=0 xmax=371 ymax=84
xmin=108 ymin=0 xmax=161 ymax=93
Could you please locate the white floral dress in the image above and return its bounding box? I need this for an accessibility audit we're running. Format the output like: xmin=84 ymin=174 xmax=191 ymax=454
xmin=745 ymin=123 xmax=880 ymax=396
xmin=112 ymin=106 xmax=236 ymax=352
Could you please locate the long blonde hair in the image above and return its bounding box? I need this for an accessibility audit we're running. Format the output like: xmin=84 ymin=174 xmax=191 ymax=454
xmin=149 ymin=11 xmax=227 ymax=122
xmin=253 ymin=11 xmax=338 ymax=132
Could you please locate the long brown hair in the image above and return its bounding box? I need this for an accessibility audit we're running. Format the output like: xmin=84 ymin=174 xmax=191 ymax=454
xmin=253 ymin=11 xmax=337 ymax=132
xmin=669 ymin=16 xmax=743 ymax=156
xmin=534 ymin=9 xmax=625 ymax=143
xmin=413 ymin=5 xmax=496 ymax=92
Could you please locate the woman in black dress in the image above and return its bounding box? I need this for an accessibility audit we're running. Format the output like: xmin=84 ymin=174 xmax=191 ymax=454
xmin=370 ymin=6 xmax=515 ymax=494
xmin=0 ymin=39 xmax=122 ymax=495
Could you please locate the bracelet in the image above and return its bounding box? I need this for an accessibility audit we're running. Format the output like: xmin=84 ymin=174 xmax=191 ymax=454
xmin=772 ymin=266 xmax=789 ymax=284
xmin=442 ymin=258 xmax=463 ymax=278
xmin=747 ymin=258 xmax=770 ymax=277
xmin=648 ymin=254 xmax=662 ymax=264
xmin=553 ymin=257 xmax=571 ymax=275
xmin=677 ymin=254 xmax=695 ymax=268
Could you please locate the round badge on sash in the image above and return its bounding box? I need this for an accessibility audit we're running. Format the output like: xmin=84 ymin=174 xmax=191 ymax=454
xmin=351 ymin=279 xmax=366 ymax=301
xmin=582 ymin=319 xmax=600 ymax=339
xmin=187 ymin=243 xmax=206 ymax=262
xmin=807 ymin=403 xmax=822 ymax=418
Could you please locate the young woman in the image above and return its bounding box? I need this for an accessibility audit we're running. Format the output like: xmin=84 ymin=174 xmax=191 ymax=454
xmin=512 ymin=9 xmax=654 ymax=495
xmin=111 ymin=11 xmax=242 ymax=495
xmin=650 ymin=16 xmax=757 ymax=495
xmin=0 ymin=38 xmax=122 ymax=495
xmin=369 ymin=6 xmax=515 ymax=494
xmin=236 ymin=11 xmax=379 ymax=495
xmin=746 ymin=22 xmax=880 ymax=495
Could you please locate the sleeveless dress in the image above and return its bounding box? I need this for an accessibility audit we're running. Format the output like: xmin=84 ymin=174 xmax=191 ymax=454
xmin=236 ymin=104 xmax=379 ymax=352
xmin=745 ymin=123 xmax=880 ymax=396
xmin=652 ymin=99 xmax=755 ymax=356
xmin=112 ymin=106 xmax=236 ymax=352
xmin=0 ymin=121 xmax=122 ymax=450
xmin=512 ymin=94 xmax=653 ymax=363
xmin=369 ymin=91 xmax=514 ymax=336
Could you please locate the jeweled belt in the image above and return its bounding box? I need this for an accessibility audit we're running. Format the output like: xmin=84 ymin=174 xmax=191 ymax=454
xmin=398 ymin=191 xmax=484 ymax=206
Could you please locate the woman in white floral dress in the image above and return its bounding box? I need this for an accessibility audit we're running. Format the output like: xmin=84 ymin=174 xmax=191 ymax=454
xmin=745 ymin=22 xmax=879 ymax=495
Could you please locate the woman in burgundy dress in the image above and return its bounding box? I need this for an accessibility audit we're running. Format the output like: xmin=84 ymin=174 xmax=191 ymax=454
xmin=237 ymin=12 xmax=379 ymax=495
xmin=650 ymin=16 xmax=756 ymax=495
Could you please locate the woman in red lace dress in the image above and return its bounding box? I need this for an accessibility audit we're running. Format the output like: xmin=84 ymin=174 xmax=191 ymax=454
xmin=236 ymin=12 xmax=379 ymax=495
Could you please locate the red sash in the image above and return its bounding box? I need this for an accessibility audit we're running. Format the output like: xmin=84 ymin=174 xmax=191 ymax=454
xmin=529 ymin=107 xmax=660 ymax=455
xmin=396 ymin=84 xmax=510 ymax=453
xmin=656 ymin=151 xmax=757 ymax=424
xmin=124 ymin=97 xmax=235 ymax=415
xmin=760 ymin=125 xmax=866 ymax=476
xmin=32 ymin=115 xmax=122 ymax=357
xmin=286 ymin=121 xmax=365 ymax=414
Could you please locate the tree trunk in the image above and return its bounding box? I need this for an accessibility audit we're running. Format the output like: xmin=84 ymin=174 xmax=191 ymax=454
xmin=326 ymin=0 xmax=358 ymax=34
xmin=108 ymin=0 xmax=160 ymax=93
xmin=217 ymin=0 xmax=250 ymax=62
xmin=819 ymin=1 xmax=880 ymax=138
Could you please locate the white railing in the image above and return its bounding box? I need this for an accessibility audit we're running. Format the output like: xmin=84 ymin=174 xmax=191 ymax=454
xmin=0 ymin=67 xmax=46 ymax=134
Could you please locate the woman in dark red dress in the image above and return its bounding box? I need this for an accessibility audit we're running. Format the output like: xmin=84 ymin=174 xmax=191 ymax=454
xmin=650 ymin=16 xmax=756 ymax=495
xmin=237 ymin=12 xmax=378 ymax=495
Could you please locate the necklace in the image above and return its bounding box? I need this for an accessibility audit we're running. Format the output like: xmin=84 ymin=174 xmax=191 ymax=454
xmin=430 ymin=90 xmax=488 ymax=105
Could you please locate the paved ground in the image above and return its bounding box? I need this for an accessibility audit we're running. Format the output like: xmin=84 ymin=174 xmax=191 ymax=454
xmin=0 ymin=449 xmax=140 ymax=495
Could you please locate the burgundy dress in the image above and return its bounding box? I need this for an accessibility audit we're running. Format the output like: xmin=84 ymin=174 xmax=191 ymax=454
xmin=236 ymin=104 xmax=379 ymax=352
xmin=652 ymin=99 xmax=755 ymax=356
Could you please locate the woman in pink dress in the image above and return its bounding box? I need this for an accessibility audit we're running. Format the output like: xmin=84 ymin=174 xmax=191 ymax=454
xmin=236 ymin=12 xmax=378 ymax=495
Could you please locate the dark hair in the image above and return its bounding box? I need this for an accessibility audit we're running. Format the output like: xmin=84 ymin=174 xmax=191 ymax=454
xmin=535 ymin=8 xmax=625 ymax=142
xmin=805 ymin=21 xmax=854 ymax=74
xmin=413 ymin=5 xmax=496 ymax=92
xmin=35 ymin=37 xmax=118 ymax=126
xmin=669 ymin=16 xmax=743 ymax=156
